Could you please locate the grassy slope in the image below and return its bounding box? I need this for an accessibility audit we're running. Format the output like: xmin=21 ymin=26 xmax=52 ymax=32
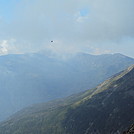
xmin=0 ymin=65 xmax=134 ymax=134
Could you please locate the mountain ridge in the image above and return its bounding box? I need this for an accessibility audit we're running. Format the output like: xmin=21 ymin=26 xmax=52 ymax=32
xmin=0 ymin=52 xmax=134 ymax=121
xmin=0 ymin=64 xmax=134 ymax=134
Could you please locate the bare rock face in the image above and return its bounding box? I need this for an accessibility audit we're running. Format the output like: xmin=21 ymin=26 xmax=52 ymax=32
xmin=123 ymin=124 xmax=134 ymax=134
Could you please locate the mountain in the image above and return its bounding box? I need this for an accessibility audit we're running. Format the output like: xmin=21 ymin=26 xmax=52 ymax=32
xmin=0 ymin=65 xmax=134 ymax=134
xmin=0 ymin=52 xmax=134 ymax=121
xmin=123 ymin=124 xmax=134 ymax=134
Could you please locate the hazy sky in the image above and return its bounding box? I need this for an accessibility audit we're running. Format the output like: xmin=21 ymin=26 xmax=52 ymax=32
xmin=0 ymin=0 xmax=134 ymax=57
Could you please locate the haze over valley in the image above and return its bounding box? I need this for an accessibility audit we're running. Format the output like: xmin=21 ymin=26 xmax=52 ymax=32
xmin=0 ymin=0 xmax=134 ymax=133
xmin=0 ymin=52 xmax=134 ymax=121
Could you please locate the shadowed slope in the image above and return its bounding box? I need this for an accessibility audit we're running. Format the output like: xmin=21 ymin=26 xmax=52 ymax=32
xmin=0 ymin=65 xmax=134 ymax=134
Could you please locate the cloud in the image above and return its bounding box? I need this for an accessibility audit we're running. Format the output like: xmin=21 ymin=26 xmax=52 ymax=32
xmin=0 ymin=39 xmax=21 ymax=55
xmin=0 ymin=0 xmax=134 ymax=57
xmin=75 ymin=10 xmax=89 ymax=23
xmin=92 ymin=48 xmax=111 ymax=55
xmin=0 ymin=40 xmax=8 ymax=55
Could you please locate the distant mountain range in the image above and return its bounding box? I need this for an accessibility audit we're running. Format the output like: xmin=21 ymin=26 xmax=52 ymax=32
xmin=0 ymin=64 xmax=134 ymax=134
xmin=0 ymin=52 xmax=134 ymax=121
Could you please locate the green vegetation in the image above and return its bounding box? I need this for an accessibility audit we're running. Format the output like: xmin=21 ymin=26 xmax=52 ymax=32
xmin=0 ymin=65 xmax=134 ymax=134
xmin=0 ymin=52 xmax=134 ymax=121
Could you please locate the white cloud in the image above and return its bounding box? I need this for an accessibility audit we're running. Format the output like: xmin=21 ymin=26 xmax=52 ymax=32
xmin=74 ymin=9 xmax=90 ymax=23
xmin=76 ymin=16 xmax=89 ymax=23
xmin=92 ymin=48 xmax=111 ymax=55
xmin=0 ymin=39 xmax=20 ymax=55
xmin=44 ymin=40 xmax=81 ymax=58
xmin=0 ymin=40 xmax=9 ymax=55
xmin=0 ymin=0 xmax=134 ymax=57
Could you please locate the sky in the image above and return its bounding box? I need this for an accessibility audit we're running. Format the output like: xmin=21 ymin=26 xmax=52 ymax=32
xmin=0 ymin=0 xmax=134 ymax=57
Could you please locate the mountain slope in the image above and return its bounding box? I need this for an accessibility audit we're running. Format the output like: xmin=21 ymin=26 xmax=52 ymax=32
xmin=0 ymin=65 xmax=134 ymax=134
xmin=0 ymin=52 xmax=134 ymax=121
xmin=123 ymin=124 xmax=134 ymax=134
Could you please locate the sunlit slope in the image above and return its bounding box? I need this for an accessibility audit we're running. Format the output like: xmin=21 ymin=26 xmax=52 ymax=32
xmin=0 ymin=65 xmax=134 ymax=134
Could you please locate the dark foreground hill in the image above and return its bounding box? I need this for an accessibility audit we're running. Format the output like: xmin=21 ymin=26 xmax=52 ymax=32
xmin=0 ymin=65 xmax=134 ymax=134
xmin=0 ymin=52 xmax=134 ymax=121
xmin=123 ymin=124 xmax=134 ymax=134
